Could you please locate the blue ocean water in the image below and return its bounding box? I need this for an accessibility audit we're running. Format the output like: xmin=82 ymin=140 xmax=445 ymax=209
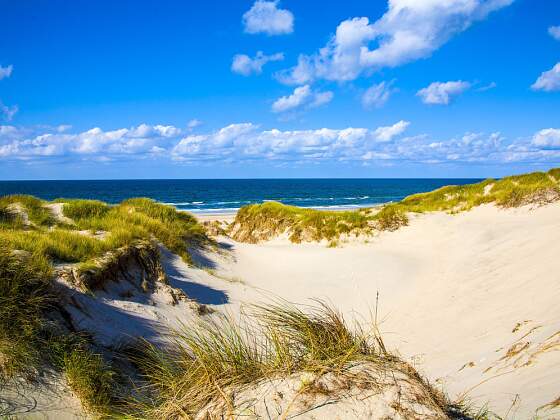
xmin=0 ymin=179 xmax=481 ymax=214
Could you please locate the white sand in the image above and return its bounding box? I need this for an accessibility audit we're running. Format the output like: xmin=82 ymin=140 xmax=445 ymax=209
xmin=199 ymin=203 xmax=560 ymax=418
xmin=194 ymin=212 xmax=236 ymax=223
xmin=17 ymin=203 xmax=559 ymax=418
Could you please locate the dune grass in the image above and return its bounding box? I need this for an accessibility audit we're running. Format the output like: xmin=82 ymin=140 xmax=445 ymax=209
xmin=60 ymin=198 xmax=209 ymax=264
xmin=0 ymin=196 xmax=212 ymax=415
xmin=0 ymin=203 xmax=23 ymax=229
xmin=232 ymin=200 xmax=409 ymax=243
xmin=397 ymin=168 xmax=560 ymax=213
xmin=61 ymin=347 xmax=117 ymax=415
xmin=0 ymin=246 xmax=52 ymax=379
xmin=0 ymin=235 xmax=127 ymax=417
xmin=0 ymin=195 xmax=54 ymax=227
xmin=232 ymin=168 xmax=560 ymax=243
xmin=130 ymin=301 xmax=405 ymax=418
xmin=59 ymin=199 xmax=110 ymax=220
xmin=232 ymin=201 xmax=379 ymax=243
xmin=0 ymin=197 xmax=209 ymax=273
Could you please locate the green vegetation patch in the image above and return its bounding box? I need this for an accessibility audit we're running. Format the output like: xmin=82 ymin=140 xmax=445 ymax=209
xmin=0 ymin=246 xmax=51 ymax=378
xmin=60 ymin=198 xmax=209 ymax=263
xmin=0 ymin=194 xmax=54 ymax=227
xmin=62 ymin=347 xmax=117 ymax=415
xmin=232 ymin=168 xmax=560 ymax=243
xmin=232 ymin=201 xmax=385 ymax=243
xmin=131 ymin=301 xmax=450 ymax=418
xmin=0 ymin=196 xmax=211 ymax=415
xmin=59 ymin=198 xmax=110 ymax=220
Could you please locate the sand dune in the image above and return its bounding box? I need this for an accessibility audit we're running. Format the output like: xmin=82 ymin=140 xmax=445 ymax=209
xmin=9 ymin=202 xmax=558 ymax=418
xmin=196 ymin=203 xmax=560 ymax=418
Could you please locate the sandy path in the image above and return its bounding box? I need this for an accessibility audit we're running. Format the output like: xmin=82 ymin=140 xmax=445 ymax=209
xmin=201 ymin=204 xmax=560 ymax=418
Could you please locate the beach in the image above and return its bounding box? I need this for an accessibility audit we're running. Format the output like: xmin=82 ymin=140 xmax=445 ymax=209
xmin=3 ymin=171 xmax=560 ymax=419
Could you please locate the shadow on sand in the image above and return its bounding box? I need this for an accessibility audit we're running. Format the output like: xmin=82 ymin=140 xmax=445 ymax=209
xmin=160 ymin=246 xmax=229 ymax=305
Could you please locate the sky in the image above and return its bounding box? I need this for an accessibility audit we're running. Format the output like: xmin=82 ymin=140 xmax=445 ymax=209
xmin=0 ymin=0 xmax=559 ymax=179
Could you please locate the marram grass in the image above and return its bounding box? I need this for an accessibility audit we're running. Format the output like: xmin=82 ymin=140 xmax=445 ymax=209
xmin=232 ymin=167 xmax=560 ymax=243
xmin=129 ymin=301 xmax=406 ymax=418
xmin=0 ymin=195 xmax=212 ymax=417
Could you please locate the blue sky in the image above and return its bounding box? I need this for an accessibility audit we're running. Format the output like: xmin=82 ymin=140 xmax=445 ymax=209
xmin=0 ymin=0 xmax=559 ymax=179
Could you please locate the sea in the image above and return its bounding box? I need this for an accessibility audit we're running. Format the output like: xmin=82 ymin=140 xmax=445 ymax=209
xmin=0 ymin=179 xmax=481 ymax=214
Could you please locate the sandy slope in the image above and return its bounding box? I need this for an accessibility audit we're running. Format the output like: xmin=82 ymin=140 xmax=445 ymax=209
xmin=197 ymin=203 xmax=560 ymax=418
xmin=13 ymin=204 xmax=559 ymax=418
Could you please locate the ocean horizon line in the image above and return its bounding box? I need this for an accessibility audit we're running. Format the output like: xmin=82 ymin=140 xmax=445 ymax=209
xmin=0 ymin=176 xmax=484 ymax=182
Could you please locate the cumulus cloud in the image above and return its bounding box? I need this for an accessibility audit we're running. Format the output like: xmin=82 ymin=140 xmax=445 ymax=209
xmin=277 ymin=0 xmax=512 ymax=84
xmin=243 ymin=1 xmax=294 ymax=35
xmin=417 ymin=81 xmax=471 ymax=105
xmin=532 ymin=128 xmax=560 ymax=148
xmin=532 ymin=62 xmax=560 ymax=92
xmin=231 ymin=51 xmax=284 ymax=76
xmin=0 ymin=65 xmax=13 ymax=80
xmin=271 ymin=85 xmax=333 ymax=113
xmin=0 ymin=123 xmax=185 ymax=159
xmin=373 ymin=120 xmax=410 ymax=142
xmin=549 ymin=26 xmax=560 ymax=41
xmin=362 ymin=81 xmax=395 ymax=108
xmin=2 ymin=122 xmax=560 ymax=167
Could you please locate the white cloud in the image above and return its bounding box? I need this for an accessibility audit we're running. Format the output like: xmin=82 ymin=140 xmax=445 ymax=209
xmin=277 ymin=0 xmax=512 ymax=84
xmin=362 ymin=81 xmax=395 ymax=108
xmin=231 ymin=51 xmax=284 ymax=76
xmin=271 ymin=85 xmax=333 ymax=113
xmin=242 ymin=1 xmax=294 ymax=36
xmin=532 ymin=62 xmax=560 ymax=92
xmin=0 ymin=103 xmax=18 ymax=121
xmin=0 ymin=65 xmax=13 ymax=80
xmin=373 ymin=120 xmax=410 ymax=142
xmin=549 ymin=26 xmax=560 ymax=41
xmin=417 ymin=81 xmax=471 ymax=105
xmin=532 ymin=128 xmax=560 ymax=148
xmin=272 ymin=86 xmax=311 ymax=113
xmin=3 ymin=122 xmax=560 ymax=167
xmin=0 ymin=124 xmax=186 ymax=158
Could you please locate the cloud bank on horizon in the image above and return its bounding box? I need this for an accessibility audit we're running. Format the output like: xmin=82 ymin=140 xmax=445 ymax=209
xmin=2 ymin=122 xmax=559 ymax=169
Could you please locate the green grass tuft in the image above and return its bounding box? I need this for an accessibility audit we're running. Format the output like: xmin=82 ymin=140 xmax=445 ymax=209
xmin=0 ymin=195 xmax=54 ymax=227
xmin=232 ymin=201 xmax=372 ymax=243
xmin=0 ymin=246 xmax=52 ymax=379
xmin=60 ymin=199 xmax=110 ymax=220
xmin=63 ymin=347 xmax=117 ymax=415
xmin=131 ymin=301 xmax=386 ymax=418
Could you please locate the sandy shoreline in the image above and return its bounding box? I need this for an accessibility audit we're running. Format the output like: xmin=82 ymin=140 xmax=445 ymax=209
xmin=194 ymin=212 xmax=237 ymax=223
